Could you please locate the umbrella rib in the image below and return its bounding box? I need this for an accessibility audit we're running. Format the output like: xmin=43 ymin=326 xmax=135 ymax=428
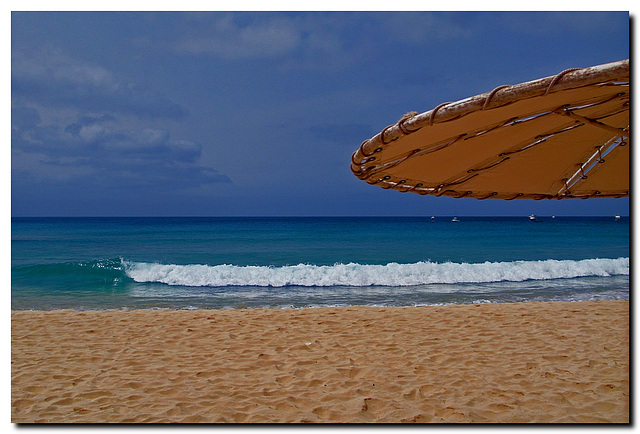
xmin=357 ymin=135 xmax=467 ymax=182
xmin=559 ymin=134 xmax=628 ymax=197
xmin=432 ymin=121 xmax=587 ymax=195
xmin=555 ymin=110 xmax=628 ymax=135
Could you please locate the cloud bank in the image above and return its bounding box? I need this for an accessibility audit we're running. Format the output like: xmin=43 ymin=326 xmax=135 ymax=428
xmin=12 ymin=45 xmax=231 ymax=206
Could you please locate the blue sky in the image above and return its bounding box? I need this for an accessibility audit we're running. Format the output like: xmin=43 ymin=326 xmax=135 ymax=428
xmin=11 ymin=11 xmax=630 ymax=217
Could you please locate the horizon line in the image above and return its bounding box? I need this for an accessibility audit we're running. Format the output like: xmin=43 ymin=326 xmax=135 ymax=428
xmin=10 ymin=214 xmax=630 ymax=219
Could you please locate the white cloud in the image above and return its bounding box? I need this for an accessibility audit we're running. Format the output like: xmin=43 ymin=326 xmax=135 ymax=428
xmin=12 ymin=46 xmax=188 ymax=119
xmin=173 ymin=15 xmax=301 ymax=59
xmin=139 ymin=128 xmax=170 ymax=146
xmin=377 ymin=12 xmax=471 ymax=43
xmin=13 ymin=47 xmax=119 ymax=92
xmin=170 ymin=12 xmax=475 ymax=73
xmin=78 ymin=124 xmax=109 ymax=142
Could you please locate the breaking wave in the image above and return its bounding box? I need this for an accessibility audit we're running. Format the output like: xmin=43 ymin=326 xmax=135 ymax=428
xmin=123 ymin=257 xmax=629 ymax=288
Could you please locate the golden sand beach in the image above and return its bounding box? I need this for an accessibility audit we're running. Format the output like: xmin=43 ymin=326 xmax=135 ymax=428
xmin=11 ymin=300 xmax=629 ymax=423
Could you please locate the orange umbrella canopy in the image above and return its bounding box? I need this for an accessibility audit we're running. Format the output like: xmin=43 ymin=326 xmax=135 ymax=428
xmin=351 ymin=59 xmax=629 ymax=200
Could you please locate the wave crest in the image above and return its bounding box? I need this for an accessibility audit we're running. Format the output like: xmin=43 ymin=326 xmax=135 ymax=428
xmin=123 ymin=257 xmax=629 ymax=288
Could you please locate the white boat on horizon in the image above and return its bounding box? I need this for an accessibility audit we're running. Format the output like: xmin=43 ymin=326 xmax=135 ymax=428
xmin=451 ymin=216 xmax=460 ymax=222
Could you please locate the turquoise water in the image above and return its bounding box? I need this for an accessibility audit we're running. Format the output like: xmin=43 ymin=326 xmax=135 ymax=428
xmin=11 ymin=217 xmax=629 ymax=310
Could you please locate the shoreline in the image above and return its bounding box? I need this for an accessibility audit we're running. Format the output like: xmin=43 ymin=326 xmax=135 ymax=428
xmin=12 ymin=300 xmax=629 ymax=423
xmin=10 ymin=292 xmax=631 ymax=313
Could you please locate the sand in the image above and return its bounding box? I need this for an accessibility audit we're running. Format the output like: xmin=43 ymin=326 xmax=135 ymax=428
xmin=11 ymin=300 xmax=629 ymax=423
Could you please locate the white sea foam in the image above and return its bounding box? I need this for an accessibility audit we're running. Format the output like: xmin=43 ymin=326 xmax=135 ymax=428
xmin=123 ymin=257 xmax=629 ymax=288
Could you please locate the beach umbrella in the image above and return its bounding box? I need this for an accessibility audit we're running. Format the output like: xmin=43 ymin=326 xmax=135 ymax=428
xmin=350 ymin=59 xmax=629 ymax=200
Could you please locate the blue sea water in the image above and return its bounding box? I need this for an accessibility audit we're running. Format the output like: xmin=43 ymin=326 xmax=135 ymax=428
xmin=11 ymin=216 xmax=629 ymax=310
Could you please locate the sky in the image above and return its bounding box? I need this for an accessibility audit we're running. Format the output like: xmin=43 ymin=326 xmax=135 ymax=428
xmin=10 ymin=10 xmax=631 ymax=217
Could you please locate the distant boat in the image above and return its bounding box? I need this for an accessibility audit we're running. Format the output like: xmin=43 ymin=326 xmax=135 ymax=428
xmin=431 ymin=216 xmax=435 ymax=223
xmin=451 ymin=216 xmax=460 ymax=222
xmin=529 ymin=214 xmax=537 ymax=221
xmin=615 ymin=215 xmax=621 ymax=220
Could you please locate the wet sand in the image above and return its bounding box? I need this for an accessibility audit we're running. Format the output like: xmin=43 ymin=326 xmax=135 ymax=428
xmin=11 ymin=300 xmax=629 ymax=423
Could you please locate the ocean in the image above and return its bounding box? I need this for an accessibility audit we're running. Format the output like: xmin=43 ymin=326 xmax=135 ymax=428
xmin=11 ymin=216 xmax=629 ymax=311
